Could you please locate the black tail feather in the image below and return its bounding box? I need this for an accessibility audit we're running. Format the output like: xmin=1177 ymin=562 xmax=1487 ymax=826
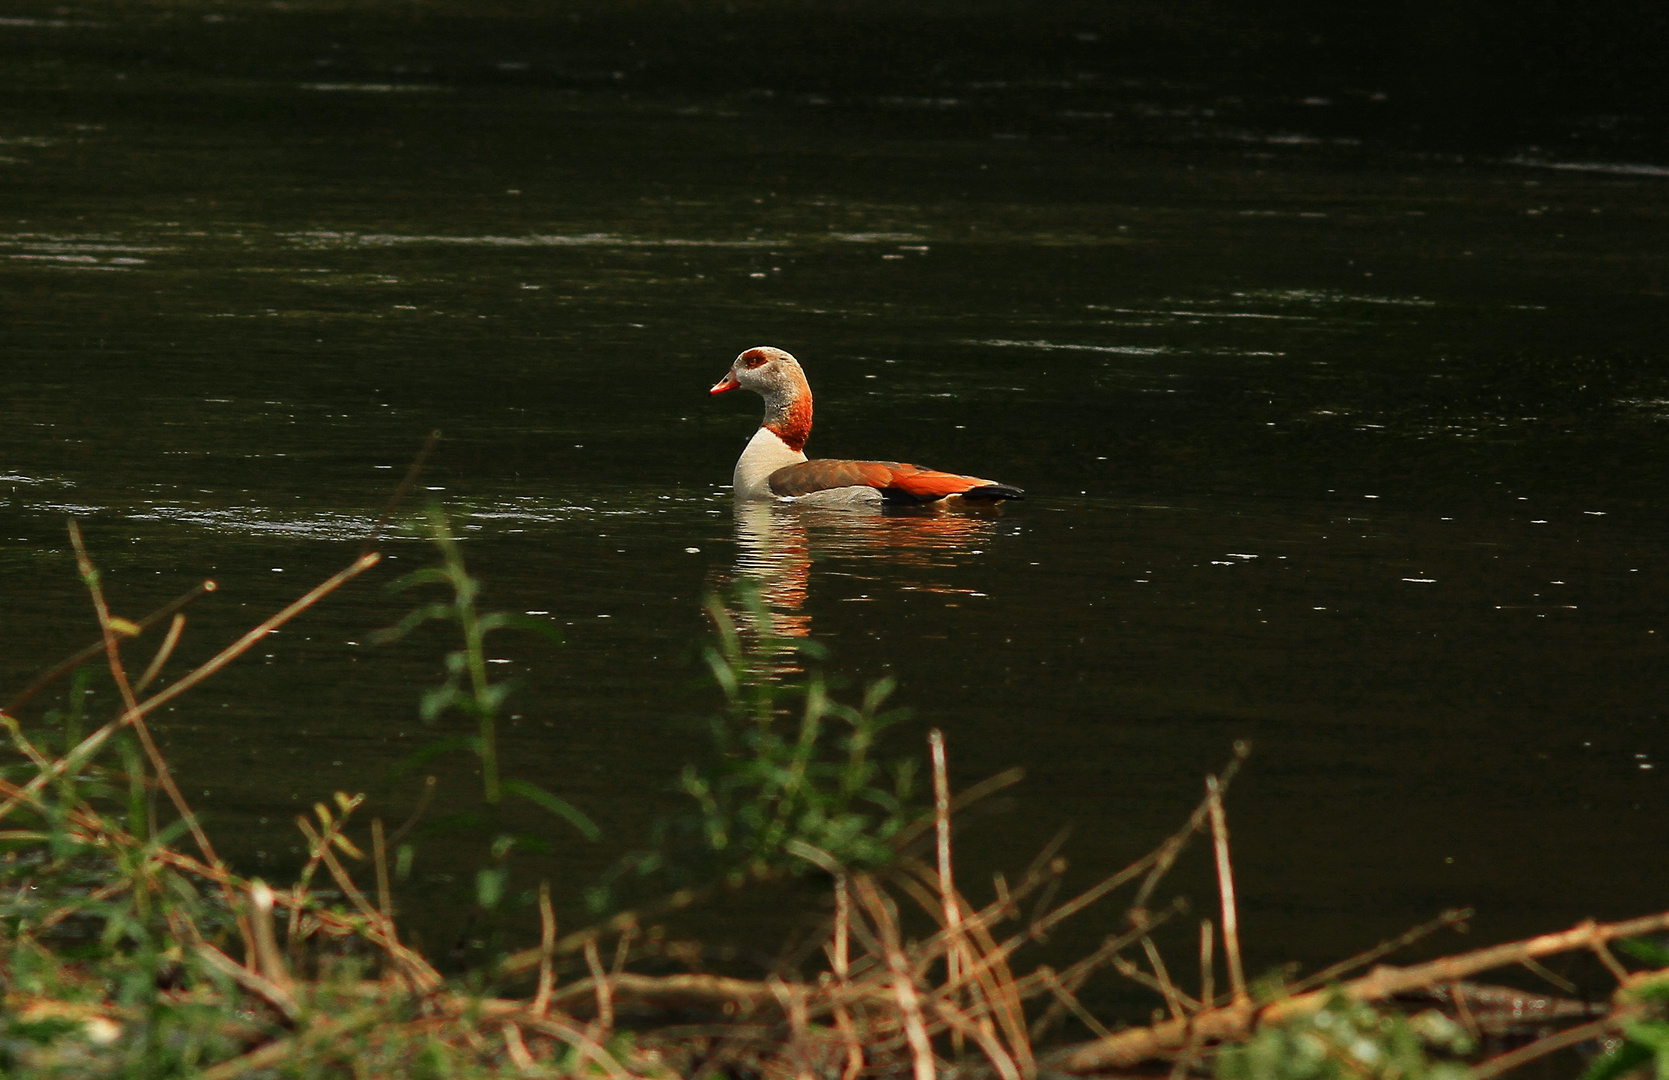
xmin=962 ymin=483 xmax=1025 ymax=501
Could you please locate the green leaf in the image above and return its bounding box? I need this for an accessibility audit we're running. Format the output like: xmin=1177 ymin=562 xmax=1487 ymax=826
xmin=478 ymin=612 xmax=564 ymax=646
xmin=478 ymin=679 xmax=519 ymax=715
xmin=1623 ymin=1020 xmax=1669 ymax=1051
xmin=1620 ymin=937 xmax=1669 ymax=968
xmin=384 ymin=567 xmax=459 ymax=593
xmin=391 ymin=736 xmax=478 ymax=776
xmin=418 ymin=684 xmax=461 ymax=722
xmin=1581 ymin=1036 xmax=1654 ymax=1080
xmin=369 ymin=599 xmax=458 ymax=644
xmin=503 ymin=779 xmax=599 ymax=840
xmin=476 ymin=866 xmax=508 ymax=910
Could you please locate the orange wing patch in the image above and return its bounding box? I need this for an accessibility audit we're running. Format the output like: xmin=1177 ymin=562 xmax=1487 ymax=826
xmin=768 ymin=460 xmax=1022 ymax=503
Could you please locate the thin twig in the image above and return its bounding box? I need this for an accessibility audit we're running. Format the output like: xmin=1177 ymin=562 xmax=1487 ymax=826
xmin=1206 ymin=774 xmax=1247 ymax=1007
xmin=854 ymin=876 xmax=937 ymax=1080
xmin=372 ymin=818 xmax=392 ymax=923
xmin=1142 ymin=933 xmax=1189 ymax=1020
xmin=5 ymin=578 xmax=216 ymax=714
xmin=387 ymin=774 xmax=437 ymax=846
xmin=1048 ymin=910 xmax=1669 ymax=1072
xmin=360 ymin=428 xmax=441 ymax=559
xmin=1469 ymin=1014 xmax=1624 ymax=1080
xmin=0 ymin=552 xmax=380 ymax=826
xmin=585 ymin=937 xmax=614 ymax=1034
xmin=1591 ymin=941 xmax=1634 ymax=984
xmin=501 ymin=1021 xmax=538 ymax=1074
xmin=932 ymin=998 xmax=1024 ymax=1080
xmin=930 ymin=730 xmax=963 ymax=992
xmin=134 ymin=613 xmax=186 ymax=694
xmin=68 ymin=521 xmax=253 ymax=962
xmin=533 ymin=881 xmax=557 ymax=1018
xmin=1287 ymin=909 xmax=1471 ymax=995
xmin=1199 ymin=918 xmax=1215 ymax=1011
xmin=1038 ymin=967 xmax=1115 ymax=1041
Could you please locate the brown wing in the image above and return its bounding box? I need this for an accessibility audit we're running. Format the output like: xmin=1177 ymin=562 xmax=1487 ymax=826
xmin=768 ymin=460 xmax=1024 ymax=503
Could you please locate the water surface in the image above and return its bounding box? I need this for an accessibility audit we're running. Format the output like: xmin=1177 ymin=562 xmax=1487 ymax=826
xmin=2 ymin=2 xmax=1667 ymax=1003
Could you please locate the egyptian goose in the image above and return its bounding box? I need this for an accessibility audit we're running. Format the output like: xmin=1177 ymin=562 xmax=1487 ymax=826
xmin=709 ymin=346 xmax=1024 ymax=505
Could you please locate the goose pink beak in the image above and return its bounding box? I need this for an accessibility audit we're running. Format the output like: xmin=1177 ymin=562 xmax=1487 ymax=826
xmin=709 ymin=370 xmax=740 ymax=394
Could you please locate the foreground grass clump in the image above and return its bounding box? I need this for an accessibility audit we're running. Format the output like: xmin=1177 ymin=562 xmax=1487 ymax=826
xmin=3 ymin=522 xmax=1669 ymax=1079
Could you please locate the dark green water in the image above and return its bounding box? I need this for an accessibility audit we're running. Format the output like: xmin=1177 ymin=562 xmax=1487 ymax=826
xmin=3 ymin=2 xmax=1668 ymax=1003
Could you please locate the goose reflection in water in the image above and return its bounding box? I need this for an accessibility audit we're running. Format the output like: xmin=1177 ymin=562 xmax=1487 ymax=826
xmin=727 ymin=499 xmax=1015 ymax=669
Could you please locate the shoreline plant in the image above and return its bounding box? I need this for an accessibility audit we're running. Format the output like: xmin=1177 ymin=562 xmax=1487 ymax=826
xmin=0 ymin=522 xmax=1666 ymax=1078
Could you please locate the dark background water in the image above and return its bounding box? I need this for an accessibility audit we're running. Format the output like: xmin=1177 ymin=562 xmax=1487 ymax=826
xmin=2 ymin=0 xmax=1667 ymax=1012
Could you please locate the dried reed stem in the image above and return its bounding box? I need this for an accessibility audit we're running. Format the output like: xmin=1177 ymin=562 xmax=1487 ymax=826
xmin=1286 ymin=908 xmax=1470 ymax=995
xmin=1469 ymin=1014 xmax=1623 ymax=1080
xmin=1038 ymin=967 xmax=1114 ymax=1040
xmin=1050 ymin=909 xmax=1669 ymax=1072
xmin=360 ymin=428 xmax=441 ymax=559
xmin=1199 ymin=918 xmax=1215 ymax=1010
xmin=0 ymin=552 xmax=380 ymax=826
xmin=68 ymin=521 xmax=254 ymax=961
xmin=1141 ymin=933 xmax=1189 ymax=1020
xmin=134 ymin=612 xmax=186 ymax=694
xmin=501 ymin=1020 xmax=538 ymax=1073
xmin=1206 ymin=774 xmax=1247 ymax=1007
xmin=519 ymin=1013 xmax=633 ymax=1080
xmin=533 ymin=881 xmax=557 ymax=1017
xmin=1591 ymin=941 xmax=1633 ymax=984
xmin=5 ymin=577 xmax=216 ymax=713
xmin=930 ymin=730 xmax=963 ymax=984
xmin=296 ymin=816 xmax=439 ymax=990
xmin=932 ymin=998 xmax=1023 ymax=1080
xmin=194 ymin=939 xmax=300 ymax=1021
xmin=854 ymin=876 xmax=937 ymax=1080
xmin=250 ymin=880 xmax=293 ymax=988
xmin=372 ymin=818 xmax=393 ymax=922
xmin=585 ymin=937 xmax=614 ymax=1034
xmin=833 ymin=873 xmax=851 ymax=979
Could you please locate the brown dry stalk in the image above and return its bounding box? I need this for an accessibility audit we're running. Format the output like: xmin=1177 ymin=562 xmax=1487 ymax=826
xmin=250 ymin=880 xmax=293 ymax=988
xmin=1026 ymin=900 xmax=1183 ymax=1041
xmin=501 ymin=1020 xmax=539 ymax=1073
xmin=832 ymin=873 xmax=851 ymax=979
xmin=1470 ymin=1012 xmax=1628 ymax=1080
xmin=930 ymin=730 xmax=963 ymax=991
xmin=0 ymin=771 xmax=374 ymax=946
xmin=1048 ymin=910 xmax=1669 ymax=1071
xmin=194 ymin=940 xmax=301 ymax=1022
xmin=879 ymin=859 xmax=1035 ymax=1071
xmin=0 ymin=709 xmax=52 ymax=768
xmin=1286 ymin=908 xmax=1471 ymax=996
xmin=5 ymin=577 xmax=216 ymax=714
xmin=585 ymin=937 xmax=614 ymax=1034
xmin=1199 ymin=918 xmax=1216 ymax=1013
xmin=134 ymin=612 xmax=187 ymax=694
xmin=853 ymin=876 xmax=937 ymax=1080
xmin=1114 ymin=953 xmax=1203 ymax=1014
xmin=1129 ymin=743 xmax=1249 ymax=914
xmin=932 ymin=997 xmax=1024 ymax=1080
xmin=518 ymin=1013 xmax=635 ymax=1080
xmin=192 ymin=1001 xmax=393 ymax=1080
xmin=1205 ymin=774 xmax=1247 ymax=1008
xmin=1037 ymin=967 xmax=1115 ymax=1041
xmin=0 ymin=552 xmax=380 ymax=826
xmin=296 ymin=816 xmax=440 ymax=991
xmin=68 ymin=521 xmax=255 ymax=962
xmin=36 ymin=877 xmax=130 ymax=933
xmin=533 ymin=881 xmax=557 ymax=1018
xmin=1142 ymin=932 xmax=1190 ymax=1020
xmin=372 ymin=818 xmax=393 ymax=922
